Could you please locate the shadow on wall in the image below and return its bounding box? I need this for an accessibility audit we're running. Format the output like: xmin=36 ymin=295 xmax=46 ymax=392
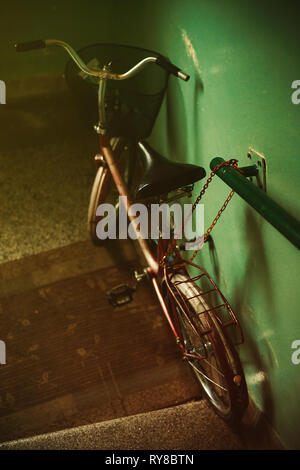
xmin=165 ymin=78 xmax=187 ymax=162
xmin=192 ymin=75 xmax=204 ymax=165
xmin=232 ymin=207 xmax=276 ymax=422
xmin=206 ymin=235 xmax=221 ymax=285
xmin=232 ymin=208 xmax=275 ymax=315
xmin=165 ymin=71 xmax=205 ymax=164
xmin=203 ymin=207 xmax=277 ymax=422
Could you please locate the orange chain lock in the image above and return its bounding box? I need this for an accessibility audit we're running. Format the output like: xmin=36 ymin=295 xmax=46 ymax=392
xmin=160 ymin=159 xmax=240 ymax=266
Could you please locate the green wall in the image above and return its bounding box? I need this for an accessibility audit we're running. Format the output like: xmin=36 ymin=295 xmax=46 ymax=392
xmin=150 ymin=0 xmax=300 ymax=449
xmin=1 ymin=0 xmax=300 ymax=449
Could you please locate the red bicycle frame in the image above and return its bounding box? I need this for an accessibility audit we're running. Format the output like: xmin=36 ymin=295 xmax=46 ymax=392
xmin=99 ymin=135 xmax=185 ymax=341
xmin=99 ymin=135 xmax=244 ymax=361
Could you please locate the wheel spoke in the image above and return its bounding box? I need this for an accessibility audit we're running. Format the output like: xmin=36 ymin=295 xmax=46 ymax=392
xmin=201 ymin=356 xmax=225 ymax=379
xmin=188 ymin=360 xmax=228 ymax=392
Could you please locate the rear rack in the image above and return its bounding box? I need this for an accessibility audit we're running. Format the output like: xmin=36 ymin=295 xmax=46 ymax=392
xmin=165 ymin=259 xmax=244 ymax=347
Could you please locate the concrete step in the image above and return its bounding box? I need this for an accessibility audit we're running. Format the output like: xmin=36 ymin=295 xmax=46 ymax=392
xmin=0 ymin=400 xmax=244 ymax=450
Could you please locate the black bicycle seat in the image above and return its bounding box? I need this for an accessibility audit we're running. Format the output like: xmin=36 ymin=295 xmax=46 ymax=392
xmin=134 ymin=141 xmax=206 ymax=200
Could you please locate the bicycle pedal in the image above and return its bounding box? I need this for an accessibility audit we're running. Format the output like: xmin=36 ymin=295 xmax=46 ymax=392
xmin=106 ymin=283 xmax=135 ymax=307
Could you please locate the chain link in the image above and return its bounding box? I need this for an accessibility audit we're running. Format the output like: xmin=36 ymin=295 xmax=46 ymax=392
xmin=159 ymin=159 xmax=239 ymax=266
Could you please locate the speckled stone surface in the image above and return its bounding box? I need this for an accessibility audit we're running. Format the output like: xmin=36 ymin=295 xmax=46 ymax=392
xmin=0 ymin=86 xmax=98 ymax=263
xmin=0 ymin=401 xmax=244 ymax=450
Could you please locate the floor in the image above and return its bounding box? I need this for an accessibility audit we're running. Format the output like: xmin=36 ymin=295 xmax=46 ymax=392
xmin=0 ymin=401 xmax=244 ymax=450
xmin=0 ymin=240 xmax=202 ymax=444
xmin=0 ymin=81 xmax=97 ymax=263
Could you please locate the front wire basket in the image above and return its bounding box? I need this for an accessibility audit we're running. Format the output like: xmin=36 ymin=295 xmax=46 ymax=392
xmin=65 ymin=43 xmax=170 ymax=138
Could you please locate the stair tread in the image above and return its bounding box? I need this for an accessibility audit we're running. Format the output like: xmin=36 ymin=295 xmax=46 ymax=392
xmin=0 ymin=401 xmax=244 ymax=450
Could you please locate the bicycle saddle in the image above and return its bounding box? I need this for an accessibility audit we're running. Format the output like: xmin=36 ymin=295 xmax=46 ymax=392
xmin=134 ymin=141 xmax=206 ymax=200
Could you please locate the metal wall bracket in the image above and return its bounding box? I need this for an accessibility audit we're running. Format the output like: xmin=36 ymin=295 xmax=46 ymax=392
xmin=245 ymin=147 xmax=267 ymax=192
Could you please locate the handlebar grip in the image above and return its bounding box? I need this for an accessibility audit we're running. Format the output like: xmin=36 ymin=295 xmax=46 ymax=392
xmin=15 ymin=40 xmax=46 ymax=52
xmin=156 ymin=57 xmax=190 ymax=81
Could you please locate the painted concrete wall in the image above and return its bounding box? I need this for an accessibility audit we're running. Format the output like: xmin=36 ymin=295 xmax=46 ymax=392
xmin=1 ymin=0 xmax=300 ymax=449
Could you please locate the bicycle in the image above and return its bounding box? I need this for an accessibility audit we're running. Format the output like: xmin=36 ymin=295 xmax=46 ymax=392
xmin=15 ymin=39 xmax=249 ymax=423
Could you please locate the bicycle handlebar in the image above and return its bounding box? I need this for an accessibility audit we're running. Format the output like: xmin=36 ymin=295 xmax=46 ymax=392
xmin=15 ymin=40 xmax=46 ymax=52
xmin=14 ymin=39 xmax=190 ymax=82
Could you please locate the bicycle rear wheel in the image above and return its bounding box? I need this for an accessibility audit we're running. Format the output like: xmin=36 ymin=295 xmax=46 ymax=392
xmin=168 ymin=272 xmax=248 ymax=422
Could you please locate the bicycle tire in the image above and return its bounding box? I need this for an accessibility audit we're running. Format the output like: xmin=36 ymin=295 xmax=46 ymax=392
xmin=88 ymin=138 xmax=135 ymax=245
xmin=167 ymin=272 xmax=248 ymax=423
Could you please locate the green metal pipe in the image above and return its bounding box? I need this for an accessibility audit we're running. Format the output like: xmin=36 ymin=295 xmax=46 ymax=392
xmin=210 ymin=157 xmax=300 ymax=250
